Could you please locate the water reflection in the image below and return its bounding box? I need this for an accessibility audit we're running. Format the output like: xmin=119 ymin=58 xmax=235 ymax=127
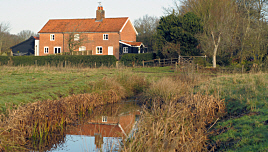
xmin=48 ymin=101 xmax=140 ymax=152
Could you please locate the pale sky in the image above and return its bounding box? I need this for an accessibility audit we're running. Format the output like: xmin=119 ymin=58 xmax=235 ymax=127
xmin=0 ymin=0 xmax=178 ymax=35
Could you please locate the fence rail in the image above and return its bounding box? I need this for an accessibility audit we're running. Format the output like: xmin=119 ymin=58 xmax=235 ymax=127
xmin=142 ymin=55 xmax=207 ymax=67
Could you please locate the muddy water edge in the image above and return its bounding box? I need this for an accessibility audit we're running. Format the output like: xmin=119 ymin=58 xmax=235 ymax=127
xmin=33 ymin=100 xmax=141 ymax=152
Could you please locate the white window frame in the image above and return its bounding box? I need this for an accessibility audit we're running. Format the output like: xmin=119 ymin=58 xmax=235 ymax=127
xmin=50 ymin=34 xmax=55 ymax=41
xmin=54 ymin=47 xmax=61 ymax=54
xmin=102 ymin=116 xmax=107 ymax=122
xmin=96 ymin=46 xmax=103 ymax=54
xmin=44 ymin=47 xmax=49 ymax=54
xmin=103 ymin=34 xmax=108 ymax=40
xmin=79 ymin=46 xmax=86 ymax=51
xmin=74 ymin=34 xmax=79 ymax=41
xmin=123 ymin=47 xmax=128 ymax=53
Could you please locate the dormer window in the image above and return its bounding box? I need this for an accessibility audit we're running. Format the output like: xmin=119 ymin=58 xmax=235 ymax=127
xmin=50 ymin=34 xmax=55 ymax=41
xmin=102 ymin=116 xmax=107 ymax=122
xmin=74 ymin=34 xmax=79 ymax=41
xmin=103 ymin=34 xmax=108 ymax=40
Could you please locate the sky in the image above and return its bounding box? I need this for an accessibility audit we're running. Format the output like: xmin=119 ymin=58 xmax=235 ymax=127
xmin=0 ymin=0 xmax=178 ymax=35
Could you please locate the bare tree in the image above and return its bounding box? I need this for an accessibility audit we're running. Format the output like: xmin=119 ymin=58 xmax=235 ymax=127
xmin=0 ymin=22 xmax=11 ymax=54
xmin=17 ymin=30 xmax=37 ymax=42
xmin=177 ymin=0 xmax=268 ymax=67
xmin=134 ymin=15 xmax=159 ymax=52
xmin=211 ymin=32 xmax=221 ymax=68
xmin=66 ymin=32 xmax=89 ymax=54
xmin=64 ymin=22 xmax=90 ymax=55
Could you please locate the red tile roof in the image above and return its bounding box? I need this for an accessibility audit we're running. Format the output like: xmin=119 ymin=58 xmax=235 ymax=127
xmin=33 ymin=36 xmax=39 ymax=40
xmin=38 ymin=17 xmax=129 ymax=33
xmin=120 ymin=41 xmax=143 ymax=47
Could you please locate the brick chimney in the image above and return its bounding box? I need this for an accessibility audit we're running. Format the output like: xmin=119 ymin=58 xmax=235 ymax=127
xmin=96 ymin=5 xmax=105 ymax=21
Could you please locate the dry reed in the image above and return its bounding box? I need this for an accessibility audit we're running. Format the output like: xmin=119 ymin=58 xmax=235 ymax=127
xmin=123 ymin=77 xmax=225 ymax=152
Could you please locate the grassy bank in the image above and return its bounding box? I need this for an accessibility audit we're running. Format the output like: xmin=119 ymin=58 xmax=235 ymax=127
xmin=122 ymin=74 xmax=225 ymax=151
xmin=198 ymin=73 xmax=268 ymax=151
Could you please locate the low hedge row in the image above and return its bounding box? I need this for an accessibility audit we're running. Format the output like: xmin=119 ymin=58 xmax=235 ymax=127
xmin=0 ymin=55 xmax=117 ymax=67
xmin=120 ymin=53 xmax=156 ymax=66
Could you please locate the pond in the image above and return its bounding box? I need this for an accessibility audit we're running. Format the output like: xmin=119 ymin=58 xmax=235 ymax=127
xmin=28 ymin=100 xmax=141 ymax=152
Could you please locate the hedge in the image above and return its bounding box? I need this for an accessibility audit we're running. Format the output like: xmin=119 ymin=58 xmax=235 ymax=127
xmin=0 ymin=55 xmax=117 ymax=67
xmin=120 ymin=53 xmax=156 ymax=66
xmin=0 ymin=56 xmax=9 ymax=65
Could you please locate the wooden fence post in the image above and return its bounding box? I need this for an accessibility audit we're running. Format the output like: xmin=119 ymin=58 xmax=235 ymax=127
xmin=95 ymin=62 xmax=97 ymax=68
xmin=158 ymin=58 xmax=160 ymax=66
xmin=171 ymin=58 xmax=173 ymax=65
xmin=116 ymin=61 xmax=119 ymax=69
xmin=197 ymin=64 xmax=198 ymax=73
xmin=175 ymin=62 xmax=178 ymax=72
xmin=179 ymin=55 xmax=181 ymax=64
xmin=35 ymin=60 xmax=37 ymax=67
xmin=143 ymin=60 xmax=144 ymax=67
xmin=242 ymin=65 xmax=244 ymax=74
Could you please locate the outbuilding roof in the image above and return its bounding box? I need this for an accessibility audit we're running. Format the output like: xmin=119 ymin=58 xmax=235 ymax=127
xmin=120 ymin=40 xmax=143 ymax=47
xmin=38 ymin=17 xmax=136 ymax=34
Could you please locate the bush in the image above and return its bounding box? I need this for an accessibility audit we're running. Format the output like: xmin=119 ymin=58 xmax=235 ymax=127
xmin=120 ymin=53 xmax=156 ymax=66
xmin=0 ymin=56 xmax=9 ymax=65
xmin=0 ymin=55 xmax=117 ymax=67
xmin=193 ymin=57 xmax=210 ymax=67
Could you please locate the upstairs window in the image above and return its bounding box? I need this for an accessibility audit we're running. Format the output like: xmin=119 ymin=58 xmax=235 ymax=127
xmin=96 ymin=46 xmax=103 ymax=54
xmin=74 ymin=34 xmax=79 ymax=41
xmin=103 ymin=34 xmax=108 ymax=40
xmin=79 ymin=46 xmax=86 ymax=51
xmin=44 ymin=47 xmax=49 ymax=54
xmin=123 ymin=47 xmax=128 ymax=53
xmin=50 ymin=34 xmax=55 ymax=41
xmin=102 ymin=116 xmax=107 ymax=122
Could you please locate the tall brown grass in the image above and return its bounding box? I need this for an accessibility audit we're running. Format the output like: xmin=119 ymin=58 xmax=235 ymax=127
xmin=0 ymin=73 xmax=147 ymax=151
xmin=123 ymin=76 xmax=225 ymax=152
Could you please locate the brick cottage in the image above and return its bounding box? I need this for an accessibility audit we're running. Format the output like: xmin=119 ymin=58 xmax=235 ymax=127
xmin=38 ymin=5 xmax=146 ymax=59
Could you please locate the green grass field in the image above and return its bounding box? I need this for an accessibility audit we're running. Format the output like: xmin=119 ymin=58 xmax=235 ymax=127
xmin=199 ymin=73 xmax=268 ymax=151
xmin=0 ymin=66 xmax=176 ymax=112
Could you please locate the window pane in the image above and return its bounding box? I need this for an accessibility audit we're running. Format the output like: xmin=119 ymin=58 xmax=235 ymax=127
xmin=103 ymin=34 xmax=108 ymax=40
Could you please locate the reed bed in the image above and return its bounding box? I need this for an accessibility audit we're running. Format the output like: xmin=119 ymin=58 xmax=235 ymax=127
xmin=0 ymin=73 xmax=147 ymax=151
xmin=123 ymin=77 xmax=226 ymax=152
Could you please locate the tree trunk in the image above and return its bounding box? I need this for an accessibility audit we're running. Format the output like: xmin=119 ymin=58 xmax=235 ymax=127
xmin=211 ymin=31 xmax=221 ymax=68
xmin=213 ymin=48 xmax=217 ymax=68
xmin=0 ymin=41 xmax=2 ymax=55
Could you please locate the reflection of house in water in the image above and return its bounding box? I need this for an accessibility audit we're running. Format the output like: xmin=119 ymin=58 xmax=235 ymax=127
xmin=66 ymin=110 xmax=140 ymax=149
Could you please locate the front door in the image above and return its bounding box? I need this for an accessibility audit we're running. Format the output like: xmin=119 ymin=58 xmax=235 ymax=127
xmin=108 ymin=46 xmax=113 ymax=55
